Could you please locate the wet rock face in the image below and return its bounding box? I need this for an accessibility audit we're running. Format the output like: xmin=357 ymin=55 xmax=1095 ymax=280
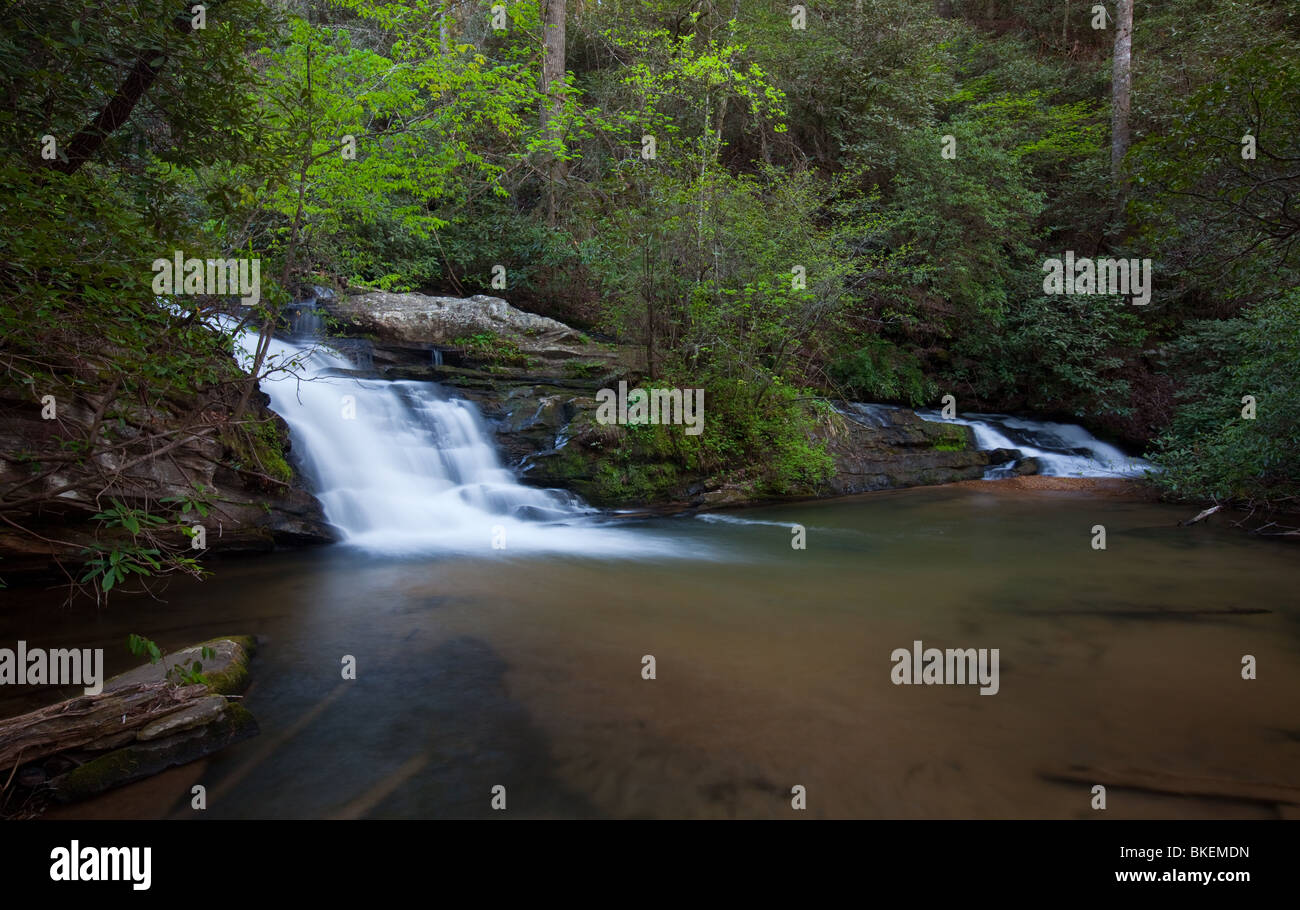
xmin=1012 ymin=456 xmax=1042 ymax=476
xmin=314 ymin=295 xmax=1019 ymax=507
xmin=818 ymin=405 xmax=1014 ymax=495
xmin=0 ymin=382 xmax=337 ymax=580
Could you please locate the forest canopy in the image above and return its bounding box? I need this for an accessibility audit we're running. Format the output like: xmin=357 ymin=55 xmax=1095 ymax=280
xmin=2 ymin=0 xmax=1298 ymax=517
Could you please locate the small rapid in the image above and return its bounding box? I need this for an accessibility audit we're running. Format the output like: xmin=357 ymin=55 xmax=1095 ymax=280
xmin=915 ymin=409 xmax=1153 ymax=478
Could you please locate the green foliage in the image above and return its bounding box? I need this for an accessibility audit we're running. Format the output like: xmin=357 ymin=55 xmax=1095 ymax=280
xmin=452 ymin=332 xmax=532 ymax=367
xmin=161 ymin=486 xmax=213 ymax=519
xmin=127 ymin=636 xmax=216 ymax=686
xmin=127 ymin=634 xmax=164 ymax=665
xmin=583 ymin=378 xmax=834 ymax=502
xmin=564 ymin=360 xmax=606 ymax=379
xmin=80 ymin=502 xmax=167 ymax=594
xmin=1151 ymin=292 xmax=1300 ymax=504
xmin=830 ymin=340 xmax=938 ymax=407
xmin=227 ymin=420 xmax=293 ymax=484
xmin=953 ymin=290 xmax=1148 ymax=418
xmin=1130 ymin=45 xmax=1300 ymax=303
xmin=169 ymin=646 xmax=216 ymax=687
xmin=678 ymin=379 xmax=835 ymax=496
xmin=78 ymin=500 xmax=206 ymax=597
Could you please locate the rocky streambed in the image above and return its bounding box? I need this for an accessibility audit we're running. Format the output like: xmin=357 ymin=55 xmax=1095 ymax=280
xmin=315 ymin=290 xmax=1022 ymax=509
xmin=0 ymin=289 xmax=1060 ymax=581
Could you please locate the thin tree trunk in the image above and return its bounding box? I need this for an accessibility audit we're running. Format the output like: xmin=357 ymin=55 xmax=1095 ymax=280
xmin=1111 ymin=0 xmax=1133 ymax=193
xmin=643 ymin=242 xmax=657 ymax=380
xmin=43 ymin=4 xmax=214 ymax=175
xmin=49 ymin=54 xmax=165 ymax=175
xmin=236 ymin=43 xmax=314 ymax=421
xmin=539 ymin=0 xmax=567 ymax=226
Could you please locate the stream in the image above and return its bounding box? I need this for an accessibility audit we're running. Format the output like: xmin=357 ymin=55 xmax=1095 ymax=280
xmin=1 ymin=329 xmax=1296 ymax=819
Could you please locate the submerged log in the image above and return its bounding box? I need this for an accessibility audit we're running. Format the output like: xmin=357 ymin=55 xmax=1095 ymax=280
xmin=1019 ymin=606 xmax=1270 ymax=618
xmin=1040 ymin=763 xmax=1300 ymax=807
xmin=1179 ymin=504 xmax=1222 ymax=526
xmin=50 ymin=702 xmax=259 ymax=804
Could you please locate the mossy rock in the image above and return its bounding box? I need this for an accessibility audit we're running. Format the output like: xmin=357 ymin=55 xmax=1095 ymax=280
xmin=51 ymin=702 xmax=259 ymax=804
xmin=195 ymin=635 xmax=257 ymax=696
xmin=930 ymin=425 xmax=969 ymax=451
xmin=104 ymin=636 xmax=256 ymax=696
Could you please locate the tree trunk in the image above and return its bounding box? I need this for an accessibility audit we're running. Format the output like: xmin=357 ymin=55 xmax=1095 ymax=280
xmin=1111 ymin=0 xmax=1133 ymax=193
xmin=43 ymin=4 xmax=213 ymax=175
xmin=48 ymin=53 xmax=165 ymax=175
xmin=539 ymin=0 xmax=567 ymax=226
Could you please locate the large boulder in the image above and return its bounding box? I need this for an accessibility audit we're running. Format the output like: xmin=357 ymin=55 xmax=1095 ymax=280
xmin=818 ymin=404 xmax=1015 ymax=494
xmin=328 ymin=292 xmax=589 ymax=356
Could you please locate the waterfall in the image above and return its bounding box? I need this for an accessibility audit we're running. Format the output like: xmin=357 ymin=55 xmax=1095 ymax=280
xmin=221 ymin=320 xmax=686 ymax=556
xmin=915 ymin=409 xmax=1153 ymax=479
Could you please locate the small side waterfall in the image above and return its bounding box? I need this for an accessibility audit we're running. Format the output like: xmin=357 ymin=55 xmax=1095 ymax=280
xmin=915 ymin=409 xmax=1152 ymax=478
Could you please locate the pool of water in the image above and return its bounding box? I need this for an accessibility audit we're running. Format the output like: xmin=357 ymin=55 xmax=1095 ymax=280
xmin=3 ymin=483 xmax=1297 ymax=818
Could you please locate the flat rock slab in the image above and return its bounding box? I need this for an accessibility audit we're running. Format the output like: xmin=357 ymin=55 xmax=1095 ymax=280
xmin=50 ymin=704 xmax=259 ymax=804
xmin=105 ymin=636 xmax=256 ymax=696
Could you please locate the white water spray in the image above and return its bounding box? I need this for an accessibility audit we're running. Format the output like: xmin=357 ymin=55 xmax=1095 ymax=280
xmin=915 ymin=409 xmax=1153 ymax=478
xmin=223 ymin=319 xmax=690 ymax=556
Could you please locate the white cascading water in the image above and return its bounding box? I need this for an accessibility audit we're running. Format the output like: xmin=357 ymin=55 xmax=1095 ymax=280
xmin=222 ymin=319 xmax=686 ymax=556
xmin=914 ymin=408 xmax=1153 ymax=478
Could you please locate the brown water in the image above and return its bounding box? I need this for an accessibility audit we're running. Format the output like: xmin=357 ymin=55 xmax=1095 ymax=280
xmin=3 ymin=483 xmax=1297 ymax=819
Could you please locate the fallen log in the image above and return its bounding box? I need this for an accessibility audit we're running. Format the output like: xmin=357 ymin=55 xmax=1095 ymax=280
xmin=1040 ymin=763 xmax=1300 ymax=807
xmin=0 ymin=636 xmax=258 ymax=812
xmin=1017 ymin=606 xmax=1270 ymax=618
xmin=1179 ymin=504 xmax=1222 ymax=526
xmin=0 ymin=682 xmax=207 ymax=772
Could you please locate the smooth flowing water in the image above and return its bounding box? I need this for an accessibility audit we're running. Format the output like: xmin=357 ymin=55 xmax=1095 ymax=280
xmin=3 ymin=330 xmax=1296 ymax=819
xmin=4 ymin=486 xmax=1297 ymax=819
xmin=915 ymin=407 xmax=1153 ymax=479
xmin=236 ymin=326 xmax=688 ymax=558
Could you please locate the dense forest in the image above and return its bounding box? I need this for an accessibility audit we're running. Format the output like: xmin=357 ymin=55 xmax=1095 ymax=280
xmin=2 ymin=0 xmax=1298 ymax=592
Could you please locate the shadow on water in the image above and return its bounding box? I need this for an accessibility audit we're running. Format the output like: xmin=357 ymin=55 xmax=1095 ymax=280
xmin=188 ymin=636 xmax=602 ymax=819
